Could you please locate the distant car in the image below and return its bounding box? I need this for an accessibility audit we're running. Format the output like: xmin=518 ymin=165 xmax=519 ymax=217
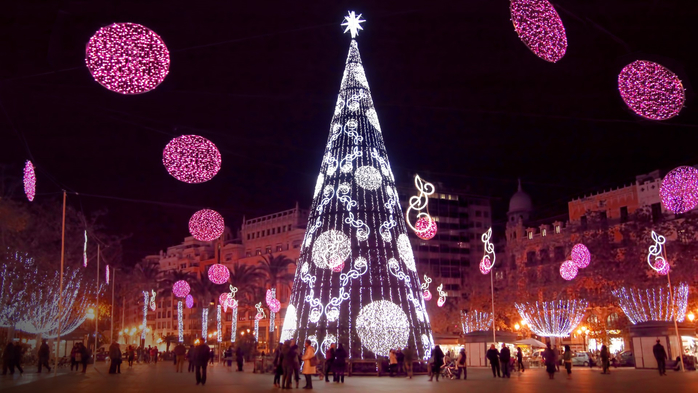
xmin=616 ymin=350 xmax=634 ymax=367
xmin=571 ymin=352 xmax=593 ymax=367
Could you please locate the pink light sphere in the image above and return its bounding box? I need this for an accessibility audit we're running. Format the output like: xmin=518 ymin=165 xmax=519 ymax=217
xmin=560 ymin=260 xmax=578 ymax=281
xmin=415 ymin=216 xmax=437 ymax=240
xmin=423 ymin=290 xmax=432 ymax=301
xmin=255 ymin=311 xmax=264 ymax=321
xmin=185 ymin=294 xmax=194 ymax=309
xmin=618 ymin=60 xmax=685 ymax=120
xmin=268 ymin=298 xmax=281 ymax=313
xmin=571 ymin=243 xmax=591 ymax=269
xmin=437 ymin=297 xmax=446 ymax=307
xmin=173 ymin=280 xmax=190 ymax=298
xmin=510 ymin=0 xmax=567 ymax=63
xmin=163 ymin=135 xmax=222 ymax=184
xmin=479 ymin=256 xmax=492 ymax=275
xmin=189 ymin=209 xmax=225 ymax=242
xmin=655 ymin=260 xmax=670 ymax=276
xmin=208 ymin=264 xmax=230 ymax=285
xmin=23 ymin=161 xmax=36 ymax=202
xmin=660 ymin=166 xmax=698 ymax=214
xmin=85 ymin=23 xmax=170 ymax=94
xmin=219 ymin=293 xmax=236 ymax=312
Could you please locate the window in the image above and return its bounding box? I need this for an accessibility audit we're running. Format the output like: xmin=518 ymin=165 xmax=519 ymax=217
xmin=158 ymin=312 xmax=161 ymax=318
xmin=265 ymin=247 xmax=272 ymax=254
xmin=255 ymin=249 xmax=262 ymax=255
xmin=620 ymin=206 xmax=629 ymax=223
xmin=475 ymin=211 xmax=482 ymax=217
xmin=600 ymin=211 xmax=607 ymax=221
xmin=509 ymin=255 xmax=516 ymax=270
xmin=528 ymin=231 xmax=533 ymax=240
xmin=180 ymin=263 xmax=186 ymax=269
xmin=272 ymin=228 xmax=276 ymax=234
xmin=266 ymin=229 xmax=270 ymax=236
xmin=288 ymin=224 xmax=292 ymax=231
xmin=526 ymin=251 xmax=536 ymax=266
xmin=245 ymin=251 xmax=252 ymax=257
xmin=651 ymin=203 xmax=662 ymax=222
xmin=247 ymin=234 xmax=250 ymax=240
xmin=539 ymin=248 xmax=550 ymax=264
xmin=542 ymin=229 xmax=547 ymax=237
xmin=555 ymin=225 xmax=561 ymax=234
xmin=276 ymin=245 xmax=283 ymax=252
xmin=554 ymin=247 xmax=565 ymax=262
xmin=580 ymin=215 xmax=587 ymax=227
xmin=475 ymin=222 xmax=482 ymax=228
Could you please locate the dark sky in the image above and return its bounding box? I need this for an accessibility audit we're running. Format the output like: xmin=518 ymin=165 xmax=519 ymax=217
xmin=1 ymin=0 xmax=697 ymax=264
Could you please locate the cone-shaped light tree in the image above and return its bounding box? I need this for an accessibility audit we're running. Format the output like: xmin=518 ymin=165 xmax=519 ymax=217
xmin=283 ymin=12 xmax=433 ymax=360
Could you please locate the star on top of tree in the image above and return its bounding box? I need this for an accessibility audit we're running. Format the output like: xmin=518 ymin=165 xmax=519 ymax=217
xmin=341 ymin=11 xmax=365 ymax=38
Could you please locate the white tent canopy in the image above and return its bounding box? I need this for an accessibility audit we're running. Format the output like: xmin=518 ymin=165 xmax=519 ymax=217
xmin=514 ymin=338 xmax=546 ymax=348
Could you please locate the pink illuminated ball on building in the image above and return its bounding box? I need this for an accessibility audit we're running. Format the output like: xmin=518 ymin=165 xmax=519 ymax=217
xmin=173 ymin=280 xmax=190 ymax=298
xmin=479 ymin=256 xmax=492 ymax=275
xmin=189 ymin=209 xmax=225 ymax=242
xmin=85 ymin=23 xmax=170 ymax=94
xmin=560 ymin=260 xmax=578 ymax=281
xmin=660 ymin=166 xmax=698 ymax=214
xmin=571 ymin=244 xmax=591 ymax=269
xmin=185 ymin=294 xmax=194 ymax=309
xmin=618 ymin=60 xmax=685 ymax=121
xmin=163 ymin=135 xmax=222 ymax=184
xmin=510 ymin=0 xmax=567 ymax=63
xmin=415 ymin=216 xmax=437 ymax=240
xmin=423 ymin=290 xmax=432 ymax=301
xmin=23 ymin=161 xmax=36 ymax=202
xmin=208 ymin=264 xmax=230 ymax=285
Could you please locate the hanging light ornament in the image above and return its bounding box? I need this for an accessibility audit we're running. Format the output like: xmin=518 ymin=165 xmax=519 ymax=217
xmin=405 ymin=175 xmax=437 ymax=240
xmin=150 ymin=289 xmax=157 ymax=311
xmin=648 ymin=231 xmax=670 ymax=275
xmin=618 ymin=60 xmax=685 ymax=121
xmin=509 ymin=0 xmax=567 ymax=63
xmin=189 ymin=209 xmax=225 ymax=242
xmin=162 ymin=135 xmax=222 ymax=184
xmin=570 ymin=243 xmax=591 ymax=268
xmin=436 ymin=283 xmax=447 ymax=307
xmin=173 ymin=280 xmax=190 ymax=298
xmin=480 ymin=228 xmax=496 ymax=274
xmin=23 ymin=160 xmax=36 ymax=202
xmin=266 ymin=288 xmax=281 ymax=313
xmin=85 ymin=22 xmax=170 ymax=94
xmin=254 ymin=302 xmax=265 ymax=341
xmin=516 ymin=300 xmax=588 ymax=337
xmin=208 ymin=264 xmax=230 ymax=285
xmin=660 ymin=166 xmax=698 ymax=214
xmin=105 ymin=265 xmax=110 ymax=284
xmin=559 ymin=260 xmax=578 ymax=281
xmin=83 ymin=231 xmax=88 ymax=267
xmin=612 ymin=283 xmax=688 ymax=324
xmin=219 ymin=292 xmax=236 ymax=312
xmin=420 ymin=275 xmax=433 ymax=301
xmin=185 ymin=294 xmax=194 ymax=309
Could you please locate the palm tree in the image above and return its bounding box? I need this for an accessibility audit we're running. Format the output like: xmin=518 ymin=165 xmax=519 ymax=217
xmin=132 ymin=260 xmax=160 ymax=340
xmin=228 ymin=263 xmax=265 ymax=307
xmin=158 ymin=269 xmax=195 ymax=299
xmin=190 ymin=272 xmax=221 ymax=341
xmin=258 ymin=254 xmax=296 ymax=341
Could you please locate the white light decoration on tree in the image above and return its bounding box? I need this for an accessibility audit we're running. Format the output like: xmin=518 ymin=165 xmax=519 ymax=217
xmin=185 ymin=294 xmax=194 ymax=309
xmin=280 ymin=304 xmax=297 ymax=342
xmin=189 ymin=209 xmax=225 ymax=242
xmin=173 ymin=280 xmax=190 ymax=298
xmin=571 ymin=243 xmax=591 ymax=269
xmin=254 ymin=302 xmax=265 ymax=341
xmin=150 ymin=289 xmax=156 ymax=311
xmin=163 ymin=135 xmax=222 ymax=184
xmin=177 ymin=301 xmax=184 ymax=342
xmin=461 ymin=310 xmax=493 ymax=334
xmin=83 ymin=231 xmax=88 ymax=267
xmin=612 ymin=283 xmax=688 ymax=324
xmin=231 ymin=307 xmax=238 ymax=342
xmin=436 ymin=284 xmax=447 ymax=307
xmin=287 ymin=12 xmax=432 ymax=359
xmin=515 ymin=300 xmax=588 ymax=337
xmin=22 ymin=161 xmax=37 ymax=203
xmin=314 ymin=173 xmax=325 ymax=198
xmin=355 ymin=300 xmax=409 ymax=357
xmin=85 ymin=22 xmax=170 ymax=94
xmin=208 ymin=264 xmax=230 ymax=285
xmin=647 ymin=231 xmax=670 ymax=275
xmin=341 ymin=11 xmax=365 ymax=38
xmin=217 ymin=305 xmax=222 ymax=342
xmin=405 ymin=175 xmax=438 ymax=240
xmin=559 ymin=260 xmax=578 ymax=281
xmin=201 ymin=308 xmax=208 ymax=342
xmin=480 ymin=228 xmax=496 ymax=274
xmin=141 ymin=291 xmax=149 ymax=339
xmin=420 ymin=275 xmax=432 ymax=301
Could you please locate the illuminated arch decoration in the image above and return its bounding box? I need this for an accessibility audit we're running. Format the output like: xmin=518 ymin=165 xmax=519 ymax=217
xmin=461 ymin=310 xmax=493 ymax=334
xmin=618 ymin=60 xmax=685 ymax=121
xmin=405 ymin=175 xmax=437 ymax=240
xmin=208 ymin=263 xmax=230 ymax=285
xmin=660 ymin=166 xmax=698 ymax=214
xmin=85 ymin=22 xmax=170 ymax=94
xmin=286 ymin=12 xmax=432 ymax=359
xmin=163 ymin=135 xmax=221 ymax=184
xmin=509 ymin=0 xmax=567 ymax=63
xmin=612 ymin=283 xmax=688 ymax=324
xmin=436 ymin=284 xmax=447 ymax=307
xmin=23 ymin=160 xmax=36 ymax=202
xmin=480 ymin=228 xmax=496 ymax=274
xmin=420 ymin=275 xmax=432 ymax=301
xmin=648 ymin=231 xmax=670 ymax=275
xmin=515 ymin=300 xmax=587 ymax=337
xmin=189 ymin=209 xmax=225 ymax=242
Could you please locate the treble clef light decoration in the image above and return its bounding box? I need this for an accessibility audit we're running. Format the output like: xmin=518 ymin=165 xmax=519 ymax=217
xmin=648 ymin=231 xmax=670 ymax=275
xmin=480 ymin=227 xmax=496 ymax=274
xmin=436 ymin=283 xmax=447 ymax=307
xmin=150 ymin=289 xmax=157 ymax=311
xmin=421 ymin=275 xmax=433 ymax=301
xmin=406 ymin=175 xmax=437 ymax=240
xmin=254 ymin=302 xmax=265 ymax=341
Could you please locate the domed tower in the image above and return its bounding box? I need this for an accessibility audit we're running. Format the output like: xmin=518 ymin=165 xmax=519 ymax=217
xmin=507 ymin=179 xmax=533 ymax=225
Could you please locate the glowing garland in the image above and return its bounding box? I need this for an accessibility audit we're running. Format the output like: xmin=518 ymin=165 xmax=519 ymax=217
xmin=480 ymin=228 xmax=496 ymax=274
xmin=612 ymin=283 xmax=688 ymax=324
xmin=178 ymin=301 xmax=183 ymax=342
xmin=208 ymin=263 xmax=230 ymax=285
xmin=163 ymin=135 xmax=222 ymax=184
xmin=23 ymin=160 xmax=36 ymax=202
xmin=355 ymin=300 xmax=409 ymax=357
xmin=515 ymin=300 xmax=588 ymax=337
xmin=436 ymin=284 xmax=447 ymax=307
xmin=83 ymin=231 xmax=88 ymax=267
xmin=150 ymin=289 xmax=157 ymax=311
xmin=461 ymin=310 xmax=493 ymax=334
xmin=189 ymin=209 xmax=225 ymax=242
xmin=202 ymin=308 xmax=208 ymax=342
xmin=509 ymin=0 xmax=567 ymax=63
xmin=85 ymin=22 xmax=170 ymax=94
xmin=420 ymin=275 xmax=432 ymax=301
xmin=647 ymin=231 xmax=670 ymax=275
xmin=141 ymin=291 xmax=149 ymax=339
xmin=618 ymin=60 xmax=685 ymax=121
xmin=405 ymin=175 xmax=437 ymax=240
xmin=660 ymin=166 xmax=698 ymax=214
xmin=217 ymin=305 xmax=222 ymax=342
xmin=559 ymin=260 xmax=578 ymax=281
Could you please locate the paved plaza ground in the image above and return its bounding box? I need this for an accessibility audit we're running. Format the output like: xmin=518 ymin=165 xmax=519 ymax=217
xmin=1 ymin=361 xmax=697 ymax=393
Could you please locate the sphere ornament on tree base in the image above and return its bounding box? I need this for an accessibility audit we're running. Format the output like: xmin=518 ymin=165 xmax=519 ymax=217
xmin=660 ymin=166 xmax=698 ymax=214
xmin=618 ymin=60 xmax=685 ymax=121
xmin=189 ymin=209 xmax=225 ymax=242
xmin=163 ymin=135 xmax=222 ymax=184
xmin=355 ymin=300 xmax=409 ymax=357
xmin=208 ymin=264 xmax=230 ymax=285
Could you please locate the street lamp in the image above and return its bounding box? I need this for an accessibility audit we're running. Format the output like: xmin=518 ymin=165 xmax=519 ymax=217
xmin=86 ymin=308 xmax=95 ymax=320
xmin=514 ymin=323 xmax=520 ymax=331
xmin=688 ymin=313 xmax=695 ymax=322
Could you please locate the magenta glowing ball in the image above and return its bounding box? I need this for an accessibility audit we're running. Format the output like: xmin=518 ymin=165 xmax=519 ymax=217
xmin=85 ymin=23 xmax=170 ymax=94
xmin=655 ymin=260 xmax=670 ymax=276
xmin=189 ymin=209 xmax=225 ymax=242
xmin=479 ymin=256 xmax=492 ymax=275
xmin=660 ymin=166 xmax=698 ymax=214
xmin=208 ymin=264 xmax=230 ymax=285
xmin=163 ymin=135 xmax=222 ymax=184
xmin=23 ymin=160 xmax=36 ymax=202
xmin=423 ymin=290 xmax=432 ymax=301
xmin=560 ymin=260 xmax=578 ymax=281
xmin=331 ymin=261 xmax=345 ymax=272
xmin=437 ymin=297 xmax=446 ymax=307
xmin=173 ymin=280 xmax=190 ymax=298
xmin=618 ymin=60 xmax=685 ymax=121
xmin=255 ymin=312 xmax=264 ymax=321
xmin=570 ymin=243 xmax=591 ymax=269
xmin=185 ymin=294 xmax=194 ymax=309
xmin=415 ymin=216 xmax=437 ymax=240
xmin=219 ymin=293 xmax=234 ymax=311
xmin=510 ymin=0 xmax=567 ymax=63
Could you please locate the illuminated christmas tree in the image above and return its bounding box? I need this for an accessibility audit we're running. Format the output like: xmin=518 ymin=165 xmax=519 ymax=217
xmin=283 ymin=12 xmax=433 ymax=359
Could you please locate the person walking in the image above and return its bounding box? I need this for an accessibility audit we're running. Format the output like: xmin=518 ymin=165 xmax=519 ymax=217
xmin=396 ymin=348 xmax=405 ymax=376
xmin=283 ymin=340 xmax=299 ymax=389
xmin=13 ymin=343 xmax=24 ymax=375
xmin=334 ymin=343 xmax=347 ymax=384
xmin=653 ymin=339 xmax=668 ymax=376
xmin=136 ymin=346 xmax=143 ymax=364
xmin=500 ymin=344 xmax=511 ymax=378
xmin=301 ymin=339 xmax=316 ymax=389
xmin=127 ymin=346 xmax=135 ymax=367
xmin=486 ymin=344 xmax=500 ymax=378
xmin=69 ymin=343 xmax=78 ymax=371
xmin=152 ymin=346 xmax=159 ymax=364
xmin=235 ymin=345 xmax=244 ymax=372
xmin=516 ymin=347 xmax=524 ymax=373
xmin=37 ymin=340 xmax=51 ymax=373
xmin=563 ymin=345 xmax=572 ymax=378
xmin=388 ymin=349 xmax=398 ymax=377
xmin=543 ymin=343 xmax=557 ymax=379
xmin=403 ymin=345 xmax=415 ymax=379
xmin=109 ymin=342 xmax=121 ymax=374
xmin=187 ymin=345 xmax=195 ymax=372
xmin=194 ymin=343 xmax=210 ymax=385
xmin=273 ymin=343 xmax=284 ymax=387
xmin=428 ymin=345 xmax=444 ymax=382
xmin=174 ymin=343 xmax=186 ymax=373
xmin=600 ymin=345 xmax=610 ymax=374
xmin=209 ymin=348 xmax=214 ymax=365
xmin=324 ymin=343 xmax=335 ymax=382
xmin=2 ymin=342 xmax=15 ymax=375
xmin=455 ymin=348 xmax=467 ymax=380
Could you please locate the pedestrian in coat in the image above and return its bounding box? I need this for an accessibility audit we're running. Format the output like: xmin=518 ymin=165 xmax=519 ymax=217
xmin=563 ymin=345 xmax=572 ymax=377
xmin=38 ymin=340 xmax=51 ymax=373
xmin=396 ymin=349 xmax=405 ymax=376
xmin=653 ymin=339 xmax=668 ymax=376
xmin=543 ymin=343 xmax=557 ymax=379
xmin=187 ymin=345 xmax=196 ymax=372
xmin=301 ymin=340 xmax=316 ymax=389
xmin=388 ymin=349 xmax=398 ymax=376
xmin=403 ymin=346 xmax=415 ymax=379
xmin=516 ymin=347 xmax=524 ymax=372
xmin=2 ymin=342 xmax=15 ymax=375
xmin=195 ymin=343 xmax=211 ymax=385
xmin=600 ymin=345 xmax=611 ymax=374
xmin=428 ymin=345 xmax=444 ymax=382
xmin=283 ymin=340 xmax=300 ymax=389
xmin=70 ymin=343 xmax=78 ymax=371
xmin=79 ymin=343 xmax=90 ymax=373
xmin=333 ymin=343 xmax=347 ymax=383
xmin=13 ymin=343 xmax=24 ymax=375
xmin=273 ymin=343 xmax=284 ymax=387
xmin=455 ymin=348 xmax=467 ymax=380
xmin=127 ymin=346 xmax=135 ymax=367
xmin=324 ymin=343 xmax=335 ymax=382
xmin=500 ymin=344 xmax=511 ymax=378
xmin=486 ymin=344 xmax=501 ymax=378
xmin=109 ymin=342 xmax=122 ymax=374
xmin=235 ymin=346 xmax=244 ymax=372
xmin=174 ymin=343 xmax=187 ymax=373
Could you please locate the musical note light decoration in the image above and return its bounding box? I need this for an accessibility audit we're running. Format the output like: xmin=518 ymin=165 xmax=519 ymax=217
xmin=150 ymin=289 xmax=156 ymax=311
xmin=480 ymin=228 xmax=496 ymax=274
xmin=406 ymin=175 xmax=437 ymax=240
xmin=254 ymin=302 xmax=265 ymax=340
xmin=420 ymin=275 xmax=433 ymax=301
xmin=648 ymin=231 xmax=670 ymax=275
xmin=436 ymin=284 xmax=447 ymax=307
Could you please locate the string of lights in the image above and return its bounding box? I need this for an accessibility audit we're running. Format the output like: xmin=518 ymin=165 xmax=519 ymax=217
xmin=178 ymin=301 xmax=184 ymax=342
xmin=217 ymin=305 xmax=222 ymax=342
xmin=202 ymin=308 xmax=208 ymax=342
xmin=461 ymin=311 xmax=493 ymax=334
xmin=612 ymin=283 xmax=688 ymax=324
xmin=141 ymin=291 xmax=149 ymax=339
xmin=515 ymin=300 xmax=588 ymax=337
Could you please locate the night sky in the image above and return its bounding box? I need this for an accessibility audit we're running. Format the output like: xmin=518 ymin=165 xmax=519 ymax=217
xmin=1 ymin=0 xmax=697 ymax=264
